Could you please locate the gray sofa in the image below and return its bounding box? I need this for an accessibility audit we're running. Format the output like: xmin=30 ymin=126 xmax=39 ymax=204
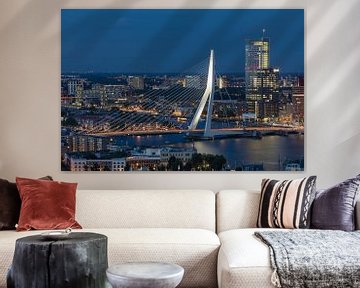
xmin=0 ymin=189 xmax=359 ymax=288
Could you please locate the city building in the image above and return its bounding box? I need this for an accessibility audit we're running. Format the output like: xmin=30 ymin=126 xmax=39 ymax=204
xmin=128 ymin=76 xmax=145 ymax=90
xmin=125 ymin=148 xmax=161 ymax=171
xmin=278 ymin=103 xmax=294 ymax=123
xmin=160 ymin=147 xmax=196 ymax=164
xmin=247 ymin=68 xmax=280 ymax=119
xmin=124 ymin=147 xmax=197 ymax=170
xmin=67 ymin=80 xmax=83 ymax=96
xmin=245 ymin=36 xmax=280 ymax=119
xmin=104 ymin=85 xmax=129 ymax=99
xmin=292 ymin=85 xmax=304 ymax=123
xmin=66 ymin=155 xmax=125 ymax=171
xmin=67 ymin=136 xmax=109 ymax=152
xmin=80 ymin=84 xmax=127 ymax=108
xmin=245 ymin=38 xmax=270 ymax=87
xmin=281 ymin=75 xmax=303 ymax=87
xmin=260 ymin=99 xmax=279 ymax=120
xmin=245 ymin=37 xmax=269 ymax=115
xmin=68 ymin=157 xmax=87 ymax=171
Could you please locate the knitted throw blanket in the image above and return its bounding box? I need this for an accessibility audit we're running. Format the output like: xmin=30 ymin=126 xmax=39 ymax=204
xmin=255 ymin=230 xmax=360 ymax=288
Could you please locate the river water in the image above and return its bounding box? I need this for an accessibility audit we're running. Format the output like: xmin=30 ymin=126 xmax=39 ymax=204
xmin=114 ymin=133 xmax=304 ymax=171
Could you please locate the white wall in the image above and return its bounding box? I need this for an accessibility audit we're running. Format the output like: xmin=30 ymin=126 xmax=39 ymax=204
xmin=0 ymin=0 xmax=359 ymax=191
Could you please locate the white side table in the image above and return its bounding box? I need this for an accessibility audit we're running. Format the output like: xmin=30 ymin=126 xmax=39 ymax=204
xmin=106 ymin=262 xmax=184 ymax=288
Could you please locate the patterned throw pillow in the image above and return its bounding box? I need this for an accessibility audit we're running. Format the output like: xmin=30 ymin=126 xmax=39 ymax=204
xmin=257 ymin=176 xmax=317 ymax=229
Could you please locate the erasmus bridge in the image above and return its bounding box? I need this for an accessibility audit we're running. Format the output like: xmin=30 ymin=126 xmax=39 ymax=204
xmin=80 ymin=50 xmax=301 ymax=139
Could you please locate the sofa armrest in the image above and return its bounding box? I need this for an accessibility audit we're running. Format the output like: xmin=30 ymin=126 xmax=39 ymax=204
xmin=356 ymin=200 xmax=360 ymax=230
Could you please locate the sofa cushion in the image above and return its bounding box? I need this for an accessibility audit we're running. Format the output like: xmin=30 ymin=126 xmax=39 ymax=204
xmin=0 ymin=176 xmax=53 ymax=230
xmin=16 ymin=177 xmax=81 ymax=231
xmin=105 ymin=228 xmax=219 ymax=288
xmin=217 ymin=228 xmax=277 ymax=288
xmin=311 ymin=175 xmax=360 ymax=231
xmin=0 ymin=228 xmax=220 ymax=288
xmin=76 ymin=190 xmax=216 ymax=231
xmin=257 ymin=177 xmax=317 ymax=229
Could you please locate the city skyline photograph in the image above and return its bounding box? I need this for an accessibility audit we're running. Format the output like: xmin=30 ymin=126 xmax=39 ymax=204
xmin=61 ymin=9 xmax=305 ymax=172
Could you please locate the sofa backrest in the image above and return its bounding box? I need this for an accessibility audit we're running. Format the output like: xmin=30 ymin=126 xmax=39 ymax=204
xmin=76 ymin=190 xmax=216 ymax=231
xmin=216 ymin=190 xmax=260 ymax=233
xmin=217 ymin=190 xmax=360 ymax=232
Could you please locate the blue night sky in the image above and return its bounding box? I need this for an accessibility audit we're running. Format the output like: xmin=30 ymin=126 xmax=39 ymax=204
xmin=61 ymin=9 xmax=304 ymax=74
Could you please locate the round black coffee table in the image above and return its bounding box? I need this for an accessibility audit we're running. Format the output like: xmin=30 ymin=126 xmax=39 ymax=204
xmin=106 ymin=262 xmax=184 ymax=288
xmin=7 ymin=232 xmax=108 ymax=288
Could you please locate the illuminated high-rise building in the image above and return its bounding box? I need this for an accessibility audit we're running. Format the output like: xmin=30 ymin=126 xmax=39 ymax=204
xmin=245 ymin=37 xmax=269 ymax=116
xmin=247 ymin=68 xmax=279 ymax=101
xmin=245 ymin=34 xmax=279 ymax=119
xmin=245 ymin=38 xmax=269 ymax=77
xmin=255 ymin=68 xmax=280 ymax=119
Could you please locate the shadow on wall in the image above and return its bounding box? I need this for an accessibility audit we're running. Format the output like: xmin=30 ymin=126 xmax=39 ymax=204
xmin=308 ymin=0 xmax=360 ymax=108
xmin=305 ymin=0 xmax=360 ymax=181
xmin=0 ymin=1 xmax=70 ymax=36
xmin=307 ymin=0 xmax=360 ymax=148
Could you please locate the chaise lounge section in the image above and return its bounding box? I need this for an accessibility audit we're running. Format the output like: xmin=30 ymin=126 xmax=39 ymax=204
xmin=216 ymin=189 xmax=360 ymax=288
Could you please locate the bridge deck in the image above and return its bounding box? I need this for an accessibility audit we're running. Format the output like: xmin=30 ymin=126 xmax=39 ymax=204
xmin=87 ymin=126 xmax=304 ymax=137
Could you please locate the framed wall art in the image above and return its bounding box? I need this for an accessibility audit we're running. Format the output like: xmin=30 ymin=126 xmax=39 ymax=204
xmin=61 ymin=9 xmax=304 ymax=172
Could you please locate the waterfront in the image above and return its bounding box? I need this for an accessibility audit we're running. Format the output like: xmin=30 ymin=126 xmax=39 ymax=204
xmin=114 ymin=133 xmax=304 ymax=171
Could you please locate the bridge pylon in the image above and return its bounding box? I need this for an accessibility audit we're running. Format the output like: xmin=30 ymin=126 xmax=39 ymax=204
xmin=188 ymin=49 xmax=215 ymax=137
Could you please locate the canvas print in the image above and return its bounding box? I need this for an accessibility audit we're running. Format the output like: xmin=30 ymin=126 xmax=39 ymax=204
xmin=61 ymin=9 xmax=304 ymax=171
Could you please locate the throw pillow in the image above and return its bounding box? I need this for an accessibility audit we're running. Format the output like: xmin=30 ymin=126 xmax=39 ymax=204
xmin=0 ymin=179 xmax=20 ymax=230
xmin=257 ymin=176 xmax=317 ymax=229
xmin=311 ymin=174 xmax=360 ymax=231
xmin=16 ymin=177 xmax=82 ymax=231
xmin=0 ymin=176 xmax=53 ymax=230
